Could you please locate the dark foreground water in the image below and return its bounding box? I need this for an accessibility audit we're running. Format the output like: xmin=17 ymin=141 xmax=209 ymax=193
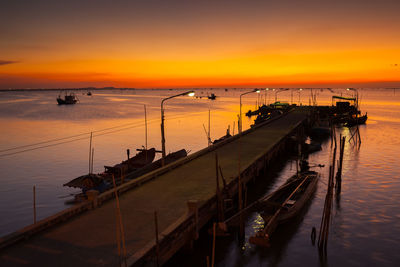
xmin=1 ymin=88 xmax=399 ymax=266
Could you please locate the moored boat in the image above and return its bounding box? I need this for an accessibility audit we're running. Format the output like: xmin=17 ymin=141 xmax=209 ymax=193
xmin=104 ymin=148 xmax=156 ymax=176
xmin=249 ymin=171 xmax=319 ymax=247
xmin=344 ymin=113 xmax=368 ymax=127
xmin=63 ymin=148 xmax=187 ymax=204
xmin=57 ymin=92 xmax=79 ymax=105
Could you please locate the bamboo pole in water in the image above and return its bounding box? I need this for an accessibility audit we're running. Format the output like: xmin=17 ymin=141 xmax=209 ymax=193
xmin=154 ymin=211 xmax=160 ymax=267
xmin=144 ymin=104 xmax=148 ymax=151
xmin=215 ymin=153 xmax=222 ymax=221
xmin=91 ymin=148 xmax=94 ymax=174
xmin=211 ymin=222 xmax=216 ymax=267
xmin=89 ymin=132 xmax=93 ymax=174
xmin=112 ymin=174 xmax=127 ymax=267
xmin=33 ymin=185 xmax=36 ymax=224
xmin=208 ymin=109 xmax=211 ymax=146
xmin=238 ymin=137 xmax=244 ymax=240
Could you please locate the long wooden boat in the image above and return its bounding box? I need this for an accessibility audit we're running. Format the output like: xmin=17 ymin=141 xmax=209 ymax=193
xmin=104 ymin=148 xmax=156 ymax=175
xmin=127 ymin=149 xmax=187 ymax=179
xmin=64 ymin=148 xmax=156 ymax=191
xmin=249 ymin=171 xmax=319 ymax=247
xmin=63 ymin=149 xmax=187 ymax=204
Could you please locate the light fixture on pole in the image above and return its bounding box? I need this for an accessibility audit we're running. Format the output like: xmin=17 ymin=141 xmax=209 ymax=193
xmin=274 ymin=88 xmax=289 ymax=102
xmin=161 ymin=90 xmax=195 ymax=165
xmin=346 ymin=87 xmax=359 ymax=108
xmin=265 ymin=88 xmax=269 ymax=105
xmin=239 ymin=88 xmax=260 ymax=133
xmin=298 ymin=88 xmax=303 ymax=105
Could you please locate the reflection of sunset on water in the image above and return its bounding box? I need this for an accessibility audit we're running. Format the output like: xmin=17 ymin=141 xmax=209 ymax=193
xmin=0 ymin=87 xmax=399 ymax=266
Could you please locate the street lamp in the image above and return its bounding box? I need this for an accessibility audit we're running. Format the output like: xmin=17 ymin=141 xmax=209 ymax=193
xmin=275 ymin=88 xmax=289 ymax=102
xmin=347 ymin=87 xmax=359 ymax=108
xmin=265 ymin=88 xmax=269 ymax=105
xmin=161 ymin=90 xmax=195 ymax=165
xmin=239 ymin=88 xmax=260 ymax=133
xmin=298 ymin=88 xmax=303 ymax=105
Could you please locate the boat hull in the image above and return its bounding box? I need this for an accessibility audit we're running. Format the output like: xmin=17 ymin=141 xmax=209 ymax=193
xmin=249 ymin=171 xmax=319 ymax=246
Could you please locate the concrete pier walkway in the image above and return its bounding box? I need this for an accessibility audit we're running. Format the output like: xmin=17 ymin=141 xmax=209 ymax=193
xmin=0 ymin=110 xmax=308 ymax=266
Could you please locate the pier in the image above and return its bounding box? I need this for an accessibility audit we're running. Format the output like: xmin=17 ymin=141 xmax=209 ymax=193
xmin=0 ymin=109 xmax=310 ymax=266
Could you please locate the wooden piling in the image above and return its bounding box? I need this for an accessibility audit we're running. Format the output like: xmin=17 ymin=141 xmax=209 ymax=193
xmin=33 ymin=185 xmax=36 ymax=224
xmin=211 ymin=222 xmax=216 ymax=267
xmin=155 ymin=211 xmax=160 ymax=267
xmin=215 ymin=153 xmax=224 ymax=221
xmin=89 ymin=132 xmax=93 ymax=174
xmin=208 ymin=109 xmax=211 ymax=146
xmin=112 ymin=174 xmax=127 ymax=267
xmin=238 ymin=138 xmax=244 ymax=240
xmin=91 ymin=148 xmax=94 ymax=174
xmin=144 ymin=104 xmax=148 ymax=151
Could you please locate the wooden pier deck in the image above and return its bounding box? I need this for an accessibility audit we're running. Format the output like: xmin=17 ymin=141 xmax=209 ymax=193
xmin=0 ymin=110 xmax=309 ymax=267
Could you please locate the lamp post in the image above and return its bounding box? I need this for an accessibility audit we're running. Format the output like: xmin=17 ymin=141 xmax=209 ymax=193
xmin=239 ymin=88 xmax=260 ymax=133
xmin=347 ymin=87 xmax=359 ymax=108
xmin=265 ymin=88 xmax=269 ymax=105
xmin=161 ymin=90 xmax=195 ymax=165
xmin=298 ymin=88 xmax=303 ymax=105
xmin=275 ymin=88 xmax=289 ymax=102
xmin=291 ymin=89 xmax=293 ymax=104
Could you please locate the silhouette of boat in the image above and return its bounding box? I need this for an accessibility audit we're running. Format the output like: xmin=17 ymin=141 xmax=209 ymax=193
xmin=57 ymin=92 xmax=79 ymax=105
xmin=208 ymin=93 xmax=217 ymax=100
xmin=249 ymin=171 xmax=319 ymax=247
xmin=63 ymin=148 xmax=187 ymax=203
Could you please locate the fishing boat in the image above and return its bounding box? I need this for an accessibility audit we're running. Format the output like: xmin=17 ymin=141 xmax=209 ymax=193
xmin=57 ymin=91 xmax=79 ymax=105
xmin=63 ymin=148 xmax=187 ymax=204
xmin=208 ymin=93 xmax=217 ymax=100
xmin=249 ymin=170 xmax=319 ymax=247
xmin=104 ymin=148 xmax=156 ymax=176
xmin=126 ymin=149 xmax=187 ymax=179
xmin=344 ymin=113 xmax=368 ymax=127
xmin=64 ymin=148 xmax=156 ymax=191
xmin=252 ymin=110 xmax=283 ymax=126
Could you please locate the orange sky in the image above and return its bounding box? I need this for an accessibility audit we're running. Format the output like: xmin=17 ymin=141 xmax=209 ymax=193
xmin=1 ymin=0 xmax=399 ymax=88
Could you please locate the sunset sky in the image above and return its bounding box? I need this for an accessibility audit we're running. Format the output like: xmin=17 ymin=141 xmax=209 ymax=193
xmin=1 ymin=0 xmax=399 ymax=89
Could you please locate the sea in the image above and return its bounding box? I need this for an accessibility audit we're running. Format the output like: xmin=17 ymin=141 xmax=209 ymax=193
xmin=0 ymin=88 xmax=399 ymax=266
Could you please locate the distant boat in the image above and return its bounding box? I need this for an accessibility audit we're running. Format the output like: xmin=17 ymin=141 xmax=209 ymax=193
xmin=57 ymin=92 xmax=79 ymax=105
xmin=208 ymin=93 xmax=217 ymax=100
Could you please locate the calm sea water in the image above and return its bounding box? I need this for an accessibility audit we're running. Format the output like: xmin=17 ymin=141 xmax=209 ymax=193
xmin=1 ymin=88 xmax=399 ymax=266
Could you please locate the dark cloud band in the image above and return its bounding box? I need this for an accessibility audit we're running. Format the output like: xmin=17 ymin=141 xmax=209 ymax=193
xmin=0 ymin=60 xmax=19 ymax=66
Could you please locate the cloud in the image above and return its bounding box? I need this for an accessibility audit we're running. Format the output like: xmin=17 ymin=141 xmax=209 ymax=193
xmin=0 ymin=60 xmax=19 ymax=66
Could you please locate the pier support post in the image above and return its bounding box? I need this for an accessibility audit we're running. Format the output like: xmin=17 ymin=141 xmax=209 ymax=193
xmin=187 ymin=200 xmax=199 ymax=240
xmin=86 ymin=190 xmax=99 ymax=209
xmin=33 ymin=185 xmax=36 ymax=224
